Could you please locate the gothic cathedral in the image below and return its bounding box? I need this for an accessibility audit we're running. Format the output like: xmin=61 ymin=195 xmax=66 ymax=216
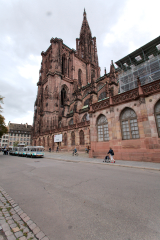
xmin=33 ymin=10 xmax=160 ymax=162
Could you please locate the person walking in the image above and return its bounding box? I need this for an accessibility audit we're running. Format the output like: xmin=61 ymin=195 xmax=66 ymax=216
xmin=87 ymin=145 xmax=90 ymax=153
xmin=108 ymin=148 xmax=115 ymax=163
xmin=56 ymin=146 xmax=59 ymax=152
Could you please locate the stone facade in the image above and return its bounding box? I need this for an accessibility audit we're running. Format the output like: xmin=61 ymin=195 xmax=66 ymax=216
xmin=32 ymin=10 xmax=160 ymax=162
xmin=89 ymin=80 xmax=160 ymax=162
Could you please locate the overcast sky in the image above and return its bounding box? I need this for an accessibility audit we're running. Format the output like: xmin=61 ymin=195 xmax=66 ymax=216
xmin=1 ymin=0 xmax=160 ymax=126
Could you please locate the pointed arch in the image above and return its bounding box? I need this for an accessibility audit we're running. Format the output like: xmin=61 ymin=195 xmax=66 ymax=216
xmin=61 ymin=84 xmax=69 ymax=107
xmin=120 ymin=107 xmax=139 ymax=140
xmin=79 ymin=130 xmax=85 ymax=145
xmin=82 ymin=113 xmax=89 ymax=122
xmin=97 ymin=83 xmax=104 ymax=91
xmin=47 ymin=136 xmax=49 ymax=147
xmin=43 ymin=137 xmax=45 ymax=147
xmin=84 ymin=98 xmax=90 ymax=106
xmin=154 ymin=99 xmax=160 ymax=137
xmin=63 ymin=133 xmax=67 ymax=146
xmin=98 ymin=91 xmax=107 ymax=100
xmin=71 ymin=131 xmax=75 ymax=146
xmin=62 ymin=54 xmax=66 ymax=75
xmin=69 ymin=118 xmax=74 ymax=125
xmin=78 ymin=69 xmax=82 ymax=86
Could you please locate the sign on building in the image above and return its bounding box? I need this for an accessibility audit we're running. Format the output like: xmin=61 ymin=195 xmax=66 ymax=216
xmin=54 ymin=134 xmax=62 ymax=142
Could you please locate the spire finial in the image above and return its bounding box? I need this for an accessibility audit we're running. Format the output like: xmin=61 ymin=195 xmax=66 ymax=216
xmin=83 ymin=8 xmax=86 ymax=16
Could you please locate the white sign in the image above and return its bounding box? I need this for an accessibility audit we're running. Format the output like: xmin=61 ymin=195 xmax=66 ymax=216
xmin=54 ymin=134 xmax=62 ymax=142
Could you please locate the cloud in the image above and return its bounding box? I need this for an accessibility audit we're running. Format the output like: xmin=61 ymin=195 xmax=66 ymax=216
xmin=103 ymin=0 xmax=160 ymax=71
xmin=0 ymin=0 xmax=160 ymax=125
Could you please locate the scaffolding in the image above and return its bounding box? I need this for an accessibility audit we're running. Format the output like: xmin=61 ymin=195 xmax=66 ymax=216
xmin=118 ymin=55 xmax=160 ymax=93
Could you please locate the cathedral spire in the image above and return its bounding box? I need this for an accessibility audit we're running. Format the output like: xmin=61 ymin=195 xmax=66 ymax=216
xmin=80 ymin=9 xmax=92 ymax=39
xmin=76 ymin=10 xmax=98 ymax=66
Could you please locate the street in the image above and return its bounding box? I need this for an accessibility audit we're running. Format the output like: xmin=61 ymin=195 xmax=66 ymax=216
xmin=0 ymin=152 xmax=160 ymax=240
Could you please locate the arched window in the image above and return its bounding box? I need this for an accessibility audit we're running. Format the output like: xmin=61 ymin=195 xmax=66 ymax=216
xmin=121 ymin=108 xmax=139 ymax=140
xmin=47 ymin=136 xmax=49 ymax=147
xmin=79 ymin=130 xmax=85 ymax=145
xmin=97 ymin=115 xmax=109 ymax=141
xmin=84 ymin=98 xmax=90 ymax=106
xmin=52 ymin=136 xmax=54 ymax=149
xmin=43 ymin=137 xmax=45 ymax=147
xmin=97 ymin=84 xmax=103 ymax=91
xmin=61 ymin=87 xmax=66 ymax=106
xmin=69 ymin=118 xmax=74 ymax=125
xmin=91 ymin=69 xmax=95 ymax=82
xmin=78 ymin=69 xmax=82 ymax=86
xmin=98 ymin=91 xmax=107 ymax=100
xmin=155 ymin=100 xmax=160 ymax=137
xmin=68 ymin=58 xmax=71 ymax=78
xmin=62 ymin=54 xmax=66 ymax=75
xmin=64 ymin=133 xmax=67 ymax=146
xmin=71 ymin=131 xmax=75 ymax=145
xmin=82 ymin=113 xmax=89 ymax=122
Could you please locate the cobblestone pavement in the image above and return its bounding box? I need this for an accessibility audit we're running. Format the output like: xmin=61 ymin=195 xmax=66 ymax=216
xmin=44 ymin=151 xmax=160 ymax=171
xmin=0 ymin=187 xmax=49 ymax=240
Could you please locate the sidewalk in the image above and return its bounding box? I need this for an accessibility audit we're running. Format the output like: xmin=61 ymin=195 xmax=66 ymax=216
xmin=44 ymin=151 xmax=160 ymax=171
xmin=0 ymin=187 xmax=49 ymax=240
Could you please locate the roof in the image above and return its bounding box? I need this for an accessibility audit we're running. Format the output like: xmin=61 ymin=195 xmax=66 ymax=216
xmin=115 ymin=36 xmax=160 ymax=70
xmin=9 ymin=123 xmax=32 ymax=132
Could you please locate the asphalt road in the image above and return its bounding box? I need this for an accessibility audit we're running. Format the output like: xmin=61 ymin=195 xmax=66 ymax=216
xmin=0 ymin=153 xmax=160 ymax=240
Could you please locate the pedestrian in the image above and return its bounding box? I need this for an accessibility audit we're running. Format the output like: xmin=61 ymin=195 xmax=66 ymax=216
xmin=3 ymin=149 xmax=6 ymax=155
xmin=49 ymin=148 xmax=51 ymax=152
xmin=56 ymin=146 xmax=59 ymax=152
xmin=108 ymin=148 xmax=115 ymax=163
xmin=87 ymin=145 xmax=90 ymax=153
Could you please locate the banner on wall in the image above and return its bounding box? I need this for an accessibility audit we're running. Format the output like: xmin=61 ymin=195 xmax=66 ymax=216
xmin=54 ymin=134 xmax=62 ymax=142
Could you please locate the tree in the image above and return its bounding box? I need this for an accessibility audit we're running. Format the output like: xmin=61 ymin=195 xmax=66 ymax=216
xmin=0 ymin=96 xmax=8 ymax=138
xmin=13 ymin=141 xmax=19 ymax=147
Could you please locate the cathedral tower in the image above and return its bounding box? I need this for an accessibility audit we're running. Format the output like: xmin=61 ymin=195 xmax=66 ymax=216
xmin=76 ymin=9 xmax=99 ymax=66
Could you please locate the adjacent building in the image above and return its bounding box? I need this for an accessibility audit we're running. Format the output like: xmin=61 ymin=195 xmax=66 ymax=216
xmin=0 ymin=133 xmax=9 ymax=148
xmin=32 ymin=10 xmax=160 ymax=162
xmin=8 ymin=122 xmax=32 ymax=147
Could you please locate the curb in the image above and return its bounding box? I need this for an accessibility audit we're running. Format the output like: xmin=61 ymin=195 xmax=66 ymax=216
xmin=45 ymin=156 xmax=160 ymax=171
xmin=0 ymin=187 xmax=50 ymax=240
